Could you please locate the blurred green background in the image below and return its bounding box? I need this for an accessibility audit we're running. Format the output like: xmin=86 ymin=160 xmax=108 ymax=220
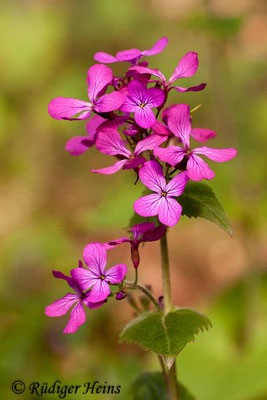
xmin=0 ymin=0 xmax=267 ymax=399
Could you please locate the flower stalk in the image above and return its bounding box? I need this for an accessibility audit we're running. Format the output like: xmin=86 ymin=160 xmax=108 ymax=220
xmin=160 ymin=232 xmax=179 ymax=399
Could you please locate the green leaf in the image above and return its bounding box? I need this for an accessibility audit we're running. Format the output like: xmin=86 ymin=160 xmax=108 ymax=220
xmin=130 ymin=372 xmax=196 ymax=400
xmin=178 ymin=181 xmax=232 ymax=236
xmin=120 ymin=308 xmax=211 ymax=359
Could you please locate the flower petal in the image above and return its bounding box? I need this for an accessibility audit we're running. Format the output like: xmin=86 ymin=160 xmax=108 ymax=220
xmin=169 ymin=52 xmax=199 ymax=83
xmin=63 ymin=301 xmax=86 ymax=334
xmin=146 ymin=87 xmax=165 ymax=108
xmin=158 ymin=197 xmax=182 ymax=227
xmin=166 ymin=171 xmax=189 ymax=197
xmin=154 ymin=145 xmax=185 ymax=167
xmin=135 ymin=106 xmax=156 ymax=129
xmin=89 ymin=280 xmax=110 ymax=303
xmin=126 ymin=80 xmax=147 ymax=104
xmin=103 ymin=238 xmax=131 ymax=250
xmin=85 ymin=115 xmax=106 ymax=139
xmin=134 ymin=193 xmax=162 ymax=217
xmin=129 ymin=66 xmax=166 ymax=83
xmin=139 ymin=160 xmax=166 ymax=192
xmin=65 ymin=136 xmax=94 ymax=156
xmin=105 ymin=264 xmax=127 ymax=284
xmin=167 ymin=104 xmax=191 ymax=149
xmin=142 ymin=37 xmax=168 ymax=56
xmin=192 ymin=146 xmax=237 ymax=162
xmin=151 ymin=120 xmax=172 ymax=136
xmin=94 ymin=91 xmax=124 ymax=113
xmin=130 ymin=222 xmax=155 ymax=239
xmin=116 ymin=48 xmax=142 ymax=62
xmin=83 ymin=242 xmax=107 ymax=274
xmin=94 ymin=52 xmax=118 ymax=63
xmin=190 ymin=128 xmax=216 ymax=143
xmin=71 ymin=268 xmax=99 ymax=291
xmin=123 ymin=156 xmax=146 ymax=170
xmin=92 ymin=159 xmax=128 ymax=175
xmin=45 ymin=293 xmax=79 ymax=317
xmin=95 ymin=127 xmax=131 ymax=157
xmin=187 ymin=154 xmax=215 ymax=181
xmin=142 ymin=225 xmax=166 ymax=242
xmin=170 ymin=83 xmax=206 ymax=92
xmin=135 ymin=134 xmax=168 ymax=155
xmin=52 ymin=270 xmax=81 ymax=293
xmin=48 ymin=97 xmax=92 ymax=120
xmin=87 ymin=64 xmax=113 ymax=103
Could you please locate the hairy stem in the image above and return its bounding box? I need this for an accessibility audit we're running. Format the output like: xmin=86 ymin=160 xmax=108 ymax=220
xmin=160 ymin=233 xmax=179 ymax=399
xmin=125 ymin=281 xmax=161 ymax=312
xmin=160 ymin=234 xmax=172 ymax=314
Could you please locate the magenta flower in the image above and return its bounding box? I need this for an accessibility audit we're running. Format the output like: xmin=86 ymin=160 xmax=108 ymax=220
xmin=48 ymin=64 xmax=124 ymax=120
xmin=134 ymin=161 xmax=189 ymax=227
xmin=65 ymin=115 xmax=106 ymax=156
xmin=130 ymin=52 xmax=206 ymax=93
xmin=120 ymin=80 xmax=164 ymax=129
xmin=103 ymin=222 xmax=166 ymax=267
xmin=91 ymin=126 xmax=167 ymax=175
xmin=71 ymin=243 xmax=127 ymax=303
xmin=154 ymin=104 xmax=237 ymax=181
xmin=94 ymin=37 xmax=168 ymax=64
xmin=45 ymin=270 xmax=104 ymax=334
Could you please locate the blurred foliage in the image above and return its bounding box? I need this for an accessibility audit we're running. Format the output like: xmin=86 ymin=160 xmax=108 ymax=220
xmin=0 ymin=0 xmax=267 ymax=399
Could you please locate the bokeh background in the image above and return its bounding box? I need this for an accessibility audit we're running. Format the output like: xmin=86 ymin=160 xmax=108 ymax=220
xmin=1 ymin=0 xmax=267 ymax=399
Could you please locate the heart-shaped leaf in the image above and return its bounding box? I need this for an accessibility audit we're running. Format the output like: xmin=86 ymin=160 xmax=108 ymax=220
xmin=120 ymin=308 xmax=211 ymax=358
xmin=178 ymin=181 xmax=232 ymax=236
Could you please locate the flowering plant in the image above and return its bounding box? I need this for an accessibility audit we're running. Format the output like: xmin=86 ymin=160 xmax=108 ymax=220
xmin=46 ymin=37 xmax=237 ymax=399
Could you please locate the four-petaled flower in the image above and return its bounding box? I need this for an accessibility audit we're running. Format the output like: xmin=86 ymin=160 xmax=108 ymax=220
xmin=134 ymin=161 xmax=189 ymax=227
xmin=48 ymin=64 xmax=124 ymax=120
xmin=103 ymin=222 xmax=166 ymax=267
xmin=94 ymin=37 xmax=168 ymax=65
xmin=121 ymin=80 xmax=165 ymax=128
xmin=71 ymin=243 xmax=127 ymax=303
xmin=130 ymin=52 xmax=206 ymax=93
xmin=92 ymin=125 xmax=167 ymax=175
xmin=154 ymin=104 xmax=237 ymax=181
xmin=45 ymin=270 xmax=105 ymax=334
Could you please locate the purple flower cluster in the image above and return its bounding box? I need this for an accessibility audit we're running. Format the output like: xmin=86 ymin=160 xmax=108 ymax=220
xmin=46 ymin=37 xmax=237 ymax=333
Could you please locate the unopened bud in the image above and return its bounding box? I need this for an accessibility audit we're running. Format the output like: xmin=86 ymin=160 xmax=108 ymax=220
xmin=116 ymin=291 xmax=127 ymax=300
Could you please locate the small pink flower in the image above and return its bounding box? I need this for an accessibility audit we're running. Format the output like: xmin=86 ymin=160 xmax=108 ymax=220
xmin=154 ymin=104 xmax=237 ymax=181
xmin=120 ymin=80 xmax=165 ymax=129
xmin=91 ymin=125 xmax=166 ymax=175
xmin=130 ymin=52 xmax=206 ymax=93
xmin=71 ymin=243 xmax=127 ymax=303
xmin=94 ymin=37 xmax=168 ymax=65
xmin=134 ymin=161 xmax=189 ymax=227
xmin=45 ymin=270 xmax=104 ymax=334
xmin=48 ymin=64 xmax=124 ymax=120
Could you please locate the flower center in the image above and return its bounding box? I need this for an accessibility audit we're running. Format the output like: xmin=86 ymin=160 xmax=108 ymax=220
xmin=139 ymin=102 xmax=146 ymax=108
xmin=100 ymin=275 xmax=106 ymax=280
xmin=161 ymin=191 xmax=167 ymax=197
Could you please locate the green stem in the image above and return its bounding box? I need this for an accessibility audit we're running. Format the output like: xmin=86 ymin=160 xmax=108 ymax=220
xmin=160 ymin=233 xmax=179 ymax=400
xmin=160 ymin=234 xmax=172 ymax=314
xmin=125 ymin=281 xmax=161 ymax=312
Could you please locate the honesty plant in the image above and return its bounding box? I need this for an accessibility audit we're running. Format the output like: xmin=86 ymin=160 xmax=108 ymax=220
xmin=47 ymin=37 xmax=237 ymax=399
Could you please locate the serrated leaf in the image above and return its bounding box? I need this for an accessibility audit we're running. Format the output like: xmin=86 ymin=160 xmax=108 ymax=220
xmin=120 ymin=309 xmax=211 ymax=358
xmin=178 ymin=181 xmax=232 ymax=236
xmin=130 ymin=372 xmax=196 ymax=400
